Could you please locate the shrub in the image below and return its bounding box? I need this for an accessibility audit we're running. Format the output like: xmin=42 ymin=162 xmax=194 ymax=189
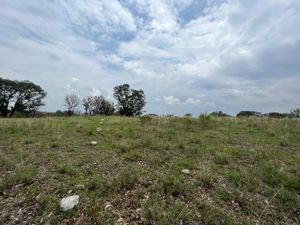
xmin=113 ymin=166 xmax=139 ymax=190
xmin=210 ymin=111 xmax=230 ymax=117
xmin=237 ymin=111 xmax=262 ymax=117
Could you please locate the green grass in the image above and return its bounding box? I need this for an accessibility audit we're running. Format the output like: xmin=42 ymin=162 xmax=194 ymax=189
xmin=0 ymin=116 xmax=299 ymax=224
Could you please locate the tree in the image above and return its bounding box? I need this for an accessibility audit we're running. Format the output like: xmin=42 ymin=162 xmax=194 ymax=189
xmin=113 ymin=84 xmax=146 ymax=116
xmin=64 ymin=94 xmax=80 ymax=116
xmin=93 ymin=96 xmax=115 ymax=115
xmin=82 ymin=95 xmax=115 ymax=116
xmin=290 ymin=108 xmax=300 ymax=118
xmin=82 ymin=96 xmax=95 ymax=115
xmin=210 ymin=111 xmax=230 ymax=117
xmin=0 ymin=78 xmax=17 ymax=117
xmin=237 ymin=111 xmax=262 ymax=117
xmin=0 ymin=78 xmax=46 ymax=117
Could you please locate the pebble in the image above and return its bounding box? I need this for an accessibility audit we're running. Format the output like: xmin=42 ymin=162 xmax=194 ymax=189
xmin=181 ymin=169 xmax=191 ymax=174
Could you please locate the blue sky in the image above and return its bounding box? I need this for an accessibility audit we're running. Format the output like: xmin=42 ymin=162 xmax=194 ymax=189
xmin=0 ymin=0 xmax=299 ymax=115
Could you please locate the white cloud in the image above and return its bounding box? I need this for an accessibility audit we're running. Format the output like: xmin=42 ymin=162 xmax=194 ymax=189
xmin=71 ymin=77 xmax=80 ymax=82
xmin=60 ymin=0 xmax=137 ymax=33
xmin=185 ymin=98 xmax=202 ymax=105
xmin=0 ymin=0 xmax=299 ymax=115
xmin=164 ymin=96 xmax=180 ymax=105
xmin=91 ymin=88 xmax=101 ymax=96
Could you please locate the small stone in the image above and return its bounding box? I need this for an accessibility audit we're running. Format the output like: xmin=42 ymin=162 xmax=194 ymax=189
xmin=91 ymin=141 xmax=97 ymax=145
xmin=117 ymin=218 xmax=124 ymax=223
xmin=136 ymin=208 xmax=142 ymax=214
xmin=60 ymin=195 xmax=79 ymax=211
xmin=104 ymin=203 xmax=112 ymax=211
xmin=96 ymin=127 xmax=102 ymax=132
xmin=181 ymin=169 xmax=191 ymax=174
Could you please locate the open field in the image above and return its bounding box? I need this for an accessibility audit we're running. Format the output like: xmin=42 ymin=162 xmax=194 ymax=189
xmin=0 ymin=116 xmax=299 ymax=225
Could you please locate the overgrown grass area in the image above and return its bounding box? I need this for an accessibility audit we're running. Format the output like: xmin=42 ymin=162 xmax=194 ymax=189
xmin=0 ymin=116 xmax=299 ymax=224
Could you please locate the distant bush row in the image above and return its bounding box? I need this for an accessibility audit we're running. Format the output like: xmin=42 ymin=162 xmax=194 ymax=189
xmin=182 ymin=110 xmax=300 ymax=118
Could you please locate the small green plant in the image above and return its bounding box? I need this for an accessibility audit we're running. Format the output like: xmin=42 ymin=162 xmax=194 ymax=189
xmin=113 ymin=166 xmax=139 ymax=190
xmin=57 ymin=165 xmax=78 ymax=176
xmin=0 ymin=165 xmax=37 ymax=191
xmin=214 ymin=152 xmax=230 ymax=165
xmin=159 ymin=174 xmax=192 ymax=197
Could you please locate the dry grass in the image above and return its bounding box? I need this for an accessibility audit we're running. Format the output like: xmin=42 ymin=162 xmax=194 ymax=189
xmin=0 ymin=116 xmax=299 ymax=224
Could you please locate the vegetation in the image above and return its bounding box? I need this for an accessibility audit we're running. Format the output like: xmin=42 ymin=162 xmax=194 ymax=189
xmin=210 ymin=111 xmax=231 ymax=117
xmin=0 ymin=116 xmax=299 ymax=224
xmin=64 ymin=94 xmax=81 ymax=116
xmin=0 ymin=77 xmax=46 ymax=117
xmin=113 ymin=84 xmax=146 ymax=116
xmin=82 ymin=95 xmax=115 ymax=116
xmin=237 ymin=111 xmax=262 ymax=117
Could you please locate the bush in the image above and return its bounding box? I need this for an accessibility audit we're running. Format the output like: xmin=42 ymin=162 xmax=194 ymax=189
xmin=210 ymin=111 xmax=230 ymax=117
xmin=237 ymin=111 xmax=262 ymax=117
xmin=199 ymin=113 xmax=213 ymax=128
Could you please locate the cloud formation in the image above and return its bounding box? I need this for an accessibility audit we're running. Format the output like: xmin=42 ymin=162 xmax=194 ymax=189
xmin=0 ymin=0 xmax=299 ymax=115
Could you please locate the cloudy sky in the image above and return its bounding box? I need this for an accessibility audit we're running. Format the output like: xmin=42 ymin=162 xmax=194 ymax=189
xmin=0 ymin=0 xmax=299 ymax=115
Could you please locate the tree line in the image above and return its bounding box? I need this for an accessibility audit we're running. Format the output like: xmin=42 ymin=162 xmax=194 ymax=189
xmin=0 ymin=77 xmax=146 ymax=117
xmin=63 ymin=84 xmax=146 ymax=116
xmin=1 ymin=77 xmax=299 ymax=118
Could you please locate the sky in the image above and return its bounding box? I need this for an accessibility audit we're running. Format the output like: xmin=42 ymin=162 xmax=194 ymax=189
xmin=0 ymin=0 xmax=299 ymax=116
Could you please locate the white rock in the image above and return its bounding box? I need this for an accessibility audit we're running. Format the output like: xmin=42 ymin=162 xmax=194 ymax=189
xmin=181 ymin=169 xmax=191 ymax=174
xmin=91 ymin=141 xmax=97 ymax=145
xmin=60 ymin=195 xmax=79 ymax=211
xmin=117 ymin=218 xmax=124 ymax=223
xmin=100 ymin=118 xmax=104 ymax=122
xmin=104 ymin=203 xmax=112 ymax=210
xmin=96 ymin=127 xmax=102 ymax=132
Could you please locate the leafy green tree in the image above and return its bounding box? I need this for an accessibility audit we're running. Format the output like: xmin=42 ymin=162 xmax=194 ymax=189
xmin=0 ymin=78 xmax=17 ymax=117
xmin=113 ymin=84 xmax=146 ymax=116
xmin=0 ymin=78 xmax=46 ymax=117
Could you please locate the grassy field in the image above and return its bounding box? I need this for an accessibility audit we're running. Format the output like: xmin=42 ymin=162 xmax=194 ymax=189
xmin=0 ymin=116 xmax=299 ymax=225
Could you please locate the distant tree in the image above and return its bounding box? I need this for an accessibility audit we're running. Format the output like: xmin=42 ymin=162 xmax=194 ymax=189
xmin=237 ymin=111 xmax=262 ymax=117
xmin=93 ymin=96 xmax=115 ymax=115
xmin=113 ymin=84 xmax=146 ymax=116
xmin=210 ymin=111 xmax=230 ymax=117
xmin=82 ymin=95 xmax=115 ymax=116
xmin=55 ymin=110 xmax=65 ymax=117
xmin=184 ymin=113 xmax=192 ymax=117
xmin=64 ymin=94 xmax=80 ymax=116
xmin=0 ymin=77 xmax=46 ymax=117
xmin=267 ymin=112 xmax=289 ymax=118
xmin=290 ymin=108 xmax=300 ymax=118
xmin=82 ymin=96 xmax=95 ymax=115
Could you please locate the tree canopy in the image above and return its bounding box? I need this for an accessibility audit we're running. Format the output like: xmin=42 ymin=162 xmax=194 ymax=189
xmin=113 ymin=84 xmax=146 ymax=116
xmin=0 ymin=77 xmax=46 ymax=117
xmin=82 ymin=95 xmax=115 ymax=116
